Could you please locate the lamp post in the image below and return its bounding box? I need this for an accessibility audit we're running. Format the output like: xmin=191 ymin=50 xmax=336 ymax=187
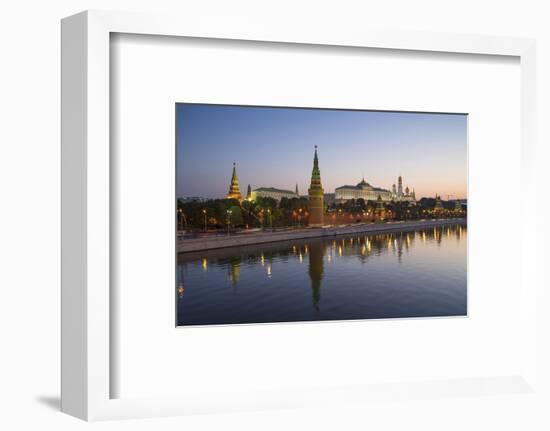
xmin=267 ymin=208 xmax=272 ymax=230
xmin=202 ymin=209 xmax=207 ymax=232
xmin=260 ymin=209 xmax=264 ymax=229
xmin=177 ymin=208 xmax=182 ymax=231
xmin=226 ymin=209 xmax=232 ymax=236
xmin=298 ymin=208 xmax=302 ymax=227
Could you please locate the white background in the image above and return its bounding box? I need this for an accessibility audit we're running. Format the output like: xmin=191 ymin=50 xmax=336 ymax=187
xmin=1 ymin=1 xmax=549 ymax=430
xmin=112 ymin=34 xmax=522 ymax=399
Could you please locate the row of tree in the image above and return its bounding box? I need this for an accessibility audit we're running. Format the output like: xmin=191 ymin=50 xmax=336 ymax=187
xmin=177 ymin=196 xmax=313 ymax=230
xmin=177 ymin=196 xmax=466 ymax=230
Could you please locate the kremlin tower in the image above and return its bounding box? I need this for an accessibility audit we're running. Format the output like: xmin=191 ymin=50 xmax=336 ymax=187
xmin=375 ymin=194 xmax=386 ymax=219
xmin=226 ymin=162 xmax=243 ymax=201
xmin=308 ymin=146 xmax=324 ymax=226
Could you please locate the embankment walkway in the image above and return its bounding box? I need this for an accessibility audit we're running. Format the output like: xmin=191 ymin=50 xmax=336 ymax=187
xmin=177 ymin=218 xmax=466 ymax=253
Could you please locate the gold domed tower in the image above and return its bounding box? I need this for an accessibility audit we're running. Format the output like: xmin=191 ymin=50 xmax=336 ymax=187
xmin=226 ymin=162 xmax=243 ymax=201
xmin=308 ymin=146 xmax=324 ymax=226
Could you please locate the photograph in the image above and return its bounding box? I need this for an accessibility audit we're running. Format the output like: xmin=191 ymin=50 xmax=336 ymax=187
xmin=176 ymin=103 xmax=467 ymax=326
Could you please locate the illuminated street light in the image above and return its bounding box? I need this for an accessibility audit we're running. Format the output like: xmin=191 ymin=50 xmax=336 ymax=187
xmin=177 ymin=208 xmax=183 ymax=231
xmin=226 ymin=209 xmax=232 ymax=236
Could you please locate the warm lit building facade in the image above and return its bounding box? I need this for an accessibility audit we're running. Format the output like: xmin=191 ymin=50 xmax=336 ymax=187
xmin=335 ymin=175 xmax=416 ymax=203
xmin=250 ymin=187 xmax=299 ymax=202
xmin=335 ymin=178 xmax=392 ymax=202
xmin=391 ymin=175 xmax=416 ymax=202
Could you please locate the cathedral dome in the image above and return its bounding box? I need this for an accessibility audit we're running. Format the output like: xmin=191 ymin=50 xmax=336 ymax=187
xmin=357 ymin=178 xmax=372 ymax=189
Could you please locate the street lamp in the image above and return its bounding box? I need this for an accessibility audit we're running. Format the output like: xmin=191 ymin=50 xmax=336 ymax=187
xmin=226 ymin=209 xmax=232 ymax=236
xmin=260 ymin=209 xmax=264 ymax=229
xmin=177 ymin=208 xmax=183 ymax=231
xmin=298 ymin=208 xmax=302 ymax=227
xmin=267 ymin=208 xmax=272 ymax=230
xmin=202 ymin=209 xmax=207 ymax=232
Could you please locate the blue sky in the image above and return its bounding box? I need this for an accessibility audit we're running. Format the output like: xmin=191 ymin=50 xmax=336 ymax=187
xmin=176 ymin=104 xmax=467 ymax=200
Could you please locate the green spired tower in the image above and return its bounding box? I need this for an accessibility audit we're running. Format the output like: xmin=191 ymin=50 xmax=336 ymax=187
xmin=226 ymin=162 xmax=243 ymax=201
xmin=308 ymin=146 xmax=324 ymax=226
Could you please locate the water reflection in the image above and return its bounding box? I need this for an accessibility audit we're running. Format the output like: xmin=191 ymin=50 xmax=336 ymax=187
xmin=308 ymin=240 xmax=325 ymax=310
xmin=177 ymin=224 xmax=467 ymax=326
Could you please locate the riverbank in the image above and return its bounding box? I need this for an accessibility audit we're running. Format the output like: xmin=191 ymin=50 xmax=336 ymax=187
xmin=177 ymin=218 xmax=466 ymax=253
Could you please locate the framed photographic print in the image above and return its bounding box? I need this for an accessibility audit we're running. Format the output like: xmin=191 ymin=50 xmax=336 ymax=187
xmin=62 ymin=10 xmax=541 ymax=422
xmin=175 ymin=103 xmax=468 ymax=326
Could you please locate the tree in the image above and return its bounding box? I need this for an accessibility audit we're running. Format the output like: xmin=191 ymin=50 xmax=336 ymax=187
xmin=279 ymin=196 xmax=290 ymax=210
xmin=228 ymin=206 xmax=243 ymax=226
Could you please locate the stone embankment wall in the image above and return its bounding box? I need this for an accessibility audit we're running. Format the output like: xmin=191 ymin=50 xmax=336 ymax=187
xmin=177 ymin=218 xmax=466 ymax=253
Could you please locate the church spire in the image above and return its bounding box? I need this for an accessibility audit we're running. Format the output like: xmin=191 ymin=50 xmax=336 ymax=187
xmin=226 ymin=162 xmax=243 ymax=201
xmin=312 ymin=145 xmax=320 ymax=177
xmin=231 ymin=162 xmax=237 ymax=181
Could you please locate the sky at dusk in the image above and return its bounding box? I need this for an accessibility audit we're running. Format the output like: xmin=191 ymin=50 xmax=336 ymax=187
xmin=176 ymin=104 xmax=467 ymax=200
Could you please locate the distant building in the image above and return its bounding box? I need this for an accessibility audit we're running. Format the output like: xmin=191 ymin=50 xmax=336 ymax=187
xmin=391 ymin=176 xmax=416 ymax=202
xmin=226 ymin=162 xmax=243 ymax=201
xmin=250 ymin=187 xmax=299 ymax=202
xmin=434 ymin=194 xmax=444 ymax=211
xmin=454 ymin=200 xmax=463 ymax=211
xmin=324 ymin=193 xmax=335 ymax=206
xmin=178 ymin=196 xmax=208 ymax=203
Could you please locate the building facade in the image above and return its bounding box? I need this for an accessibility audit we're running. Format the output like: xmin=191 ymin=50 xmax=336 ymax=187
xmin=250 ymin=187 xmax=299 ymax=202
xmin=335 ymin=178 xmax=392 ymax=202
xmin=308 ymin=146 xmax=324 ymax=226
xmin=335 ymin=175 xmax=416 ymax=203
xmin=391 ymin=175 xmax=416 ymax=202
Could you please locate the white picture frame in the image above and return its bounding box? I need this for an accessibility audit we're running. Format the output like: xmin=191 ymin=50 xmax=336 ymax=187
xmin=61 ymin=9 xmax=539 ymax=421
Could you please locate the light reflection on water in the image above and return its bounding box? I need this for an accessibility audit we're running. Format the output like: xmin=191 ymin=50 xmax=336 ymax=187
xmin=177 ymin=224 xmax=467 ymax=326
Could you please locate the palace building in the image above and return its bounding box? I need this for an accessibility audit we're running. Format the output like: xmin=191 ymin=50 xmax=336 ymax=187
xmin=308 ymin=146 xmax=324 ymax=226
xmin=335 ymin=175 xmax=416 ymax=203
xmin=335 ymin=178 xmax=392 ymax=203
xmin=250 ymin=187 xmax=299 ymax=202
xmin=226 ymin=162 xmax=243 ymax=201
